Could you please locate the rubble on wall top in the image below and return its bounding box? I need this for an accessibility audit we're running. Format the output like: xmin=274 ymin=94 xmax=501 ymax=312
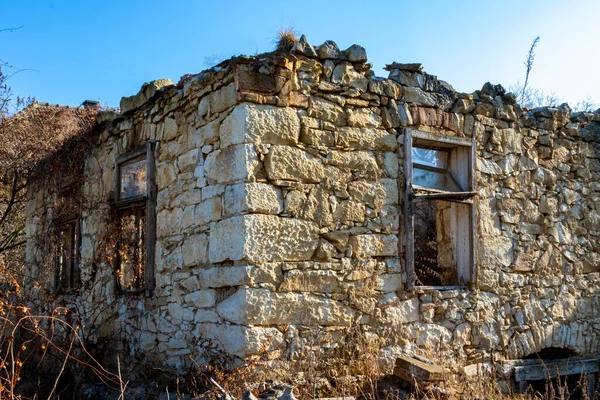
xmin=385 ymin=62 xmax=423 ymax=72
xmin=119 ymin=78 xmax=174 ymax=115
xmin=291 ymin=35 xmax=368 ymax=64
xmin=110 ymin=34 xmax=599 ymax=132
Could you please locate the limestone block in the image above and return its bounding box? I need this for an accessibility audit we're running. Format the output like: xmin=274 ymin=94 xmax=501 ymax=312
xmin=348 ymin=179 xmax=398 ymax=208
xmin=369 ymin=78 xmax=401 ymax=99
xmin=378 ymin=273 xmax=403 ymax=292
xmin=180 ymin=276 xmax=200 ymax=291
xmin=479 ymin=236 xmax=513 ymax=268
xmin=177 ymin=148 xmax=200 ymax=173
xmin=308 ymin=97 xmax=346 ymax=125
xmin=224 ymin=182 xmax=283 ymax=217
xmin=139 ymin=331 xmax=158 ymax=352
xmin=158 ymin=246 xmax=183 ymax=273
xmin=384 ymin=297 xmax=419 ymax=324
xmin=211 ymin=82 xmax=237 ymax=115
xmin=349 ymin=234 xmax=398 ymax=259
xmin=346 ymin=109 xmax=383 ymax=128
xmin=236 ymin=70 xmax=277 ymax=93
xmin=181 ymin=234 xmax=208 ymax=267
xmin=157 ymin=207 xmax=183 ymax=237
xmin=265 ymin=146 xmax=324 ymax=183
xmin=183 ymin=289 xmax=216 ymax=308
xmin=539 ymin=195 xmax=558 ymax=215
xmin=156 ymin=162 xmax=177 ymax=188
xmin=284 ymin=186 xmax=333 ymax=226
xmin=402 ymin=87 xmax=437 ymax=107
xmin=382 ymin=152 xmax=399 ymax=178
xmin=163 ymin=117 xmax=178 ymax=141
xmin=336 ymin=127 xmax=397 ymax=151
xmin=314 ymin=239 xmax=338 ymax=260
xmin=279 ymin=270 xmax=341 ymax=293
xmin=204 ymin=144 xmax=261 ymax=184
xmin=331 ymin=63 xmax=368 ymax=92
xmin=216 ymin=288 xmax=355 ymax=326
xmin=195 ymin=197 xmax=222 ymax=226
xmin=472 ymin=323 xmax=500 ymax=350
xmin=294 ymin=34 xmax=317 ymax=57
xmin=167 ymin=302 xmax=194 ymax=324
xmin=327 ymin=151 xmax=378 ymax=175
xmin=191 ymin=119 xmax=220 ymax=147
xmin=478 ymin=197 xmax=502 ymax=236
xmin=195 ymin=323 xmax=284 ymax=356
xmin=197 ymin=266 xmax=246 ymax=288
xmin=246 ymin=263 xmax=284 ymax=286
xmin=120 ymin=79 xmax=174 ymax=114
xmin=208 ymin=216 xmax=246 ymax=263
xmin=344 ymin=44 xmax=367 ymax=62
xmin=333 ymin=200 xmax=365 ymax=224
xmin=477 ymin=158 xmax=502 ymax=175
xmin=300 ymin=127 xmax=335 ymax=147
xmin=220 ymin=103 xmax=300 ymax=147
xmin=194 ymin=309 xmax=220 ymax=323
xmin=209 ymin=215 xmax=320 ymax=263
xmin=317 ymin=40 xmax=340 ymax=59
xmin=398 ymin=103 xmax=413 ymax=126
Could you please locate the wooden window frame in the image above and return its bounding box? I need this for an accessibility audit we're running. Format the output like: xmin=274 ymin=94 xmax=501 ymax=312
xmin=114 ymin=142 xmax=157 ymax=297
xmin=404 ymin=129 xmax=477 ymax=290
xmin=53 ymin=214 xmax=81 ymax=292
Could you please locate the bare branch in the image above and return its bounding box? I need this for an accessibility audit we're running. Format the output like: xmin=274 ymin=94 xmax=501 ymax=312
xmin=0 ymin=26 xmax=23 ymax=34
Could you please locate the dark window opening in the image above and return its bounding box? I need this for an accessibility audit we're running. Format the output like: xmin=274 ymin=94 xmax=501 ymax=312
xmin=513 ymin=348 xmax=597 ymax=399
xmin=524 ymin=347 xmax=578 ymax=360
xmin=414 ymin=200 xmax=448 ymax=286
xmin=54 ymin=220 xmax=81 ymax=291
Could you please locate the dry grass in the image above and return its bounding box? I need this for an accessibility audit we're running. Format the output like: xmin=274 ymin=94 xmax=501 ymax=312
xmin=187 ymin=325 xmax=600 ymax=400
xmin=274 ymin=26 xmax=299 ymax=52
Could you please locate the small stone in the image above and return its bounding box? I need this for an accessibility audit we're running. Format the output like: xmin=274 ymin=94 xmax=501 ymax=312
xmin=294 ymin=34 xmax=317 ymax=57
xmin=317 ymin=40 xmax=340 ymax=59
xmin=343 ymin=44 xmax=367 ymax=62
xmin=331 ymin=63 xmax=368 ymax=92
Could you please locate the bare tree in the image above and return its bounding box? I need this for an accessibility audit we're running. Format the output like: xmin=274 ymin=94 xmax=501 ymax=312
xmin=574 ymin=97 xmax=597 ymax=112
xmin=509 ymin=36 xmax=597 ymax=110
xmin=203 ymin=53 xmax=228 ymax=68
xmin=0 ymin=28 xmax=96 ymax=283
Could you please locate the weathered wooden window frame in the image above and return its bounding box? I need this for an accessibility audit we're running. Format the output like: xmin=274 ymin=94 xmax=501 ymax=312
xmin=114 ymin=142 xmax=157 ymax=297
xmin=53 ymin=214 xmax=81 ymax=292
xmin=404 ymin=129 xmax=477 ymax=290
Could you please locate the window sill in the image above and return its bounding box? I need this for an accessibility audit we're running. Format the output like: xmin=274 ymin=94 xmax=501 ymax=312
xmin=411 ymin=285 xmax=469 ymax=292
xmin=113 ymin=196 xmax=147 ymax=209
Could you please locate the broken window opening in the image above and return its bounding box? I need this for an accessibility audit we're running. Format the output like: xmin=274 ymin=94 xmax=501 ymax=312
xmin=113 ymin=143 xmax=157 ymax=296
xmin=116 ymin=205 xmax=146 ymax=292
xmin=53 ymin=183 xmax=82 ymax=292
xmin=404 ymin=129 xmax=477 ymax=289
xmin=508 ymin=349 xmax=597 ymax=399
xmin=54 ymin=219 xmax=81 ymax=291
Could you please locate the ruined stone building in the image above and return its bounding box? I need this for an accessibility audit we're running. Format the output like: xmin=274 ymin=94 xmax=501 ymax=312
xmin=25 ymin=36 xmax=600 ymax=386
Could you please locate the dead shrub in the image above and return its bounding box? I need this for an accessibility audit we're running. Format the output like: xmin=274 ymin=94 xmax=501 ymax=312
xmin=274 ymin=26 xmax=299 ymax=52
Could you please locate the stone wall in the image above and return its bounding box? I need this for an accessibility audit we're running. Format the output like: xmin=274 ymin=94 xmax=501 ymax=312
xmin=25 ymin=36 xmax=600 ymax=376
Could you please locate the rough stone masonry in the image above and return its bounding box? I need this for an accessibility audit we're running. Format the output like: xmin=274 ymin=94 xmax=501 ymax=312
xmin=25 ymin=35 xmax=600 ymax=377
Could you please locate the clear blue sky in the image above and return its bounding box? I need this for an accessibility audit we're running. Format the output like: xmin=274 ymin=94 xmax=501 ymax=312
xmin=2 ymin=0 xmax=599 ymax=109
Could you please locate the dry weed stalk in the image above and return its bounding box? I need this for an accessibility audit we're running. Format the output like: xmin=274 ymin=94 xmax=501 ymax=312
xmin=0 ymin=295 xmax=128 ymax=398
